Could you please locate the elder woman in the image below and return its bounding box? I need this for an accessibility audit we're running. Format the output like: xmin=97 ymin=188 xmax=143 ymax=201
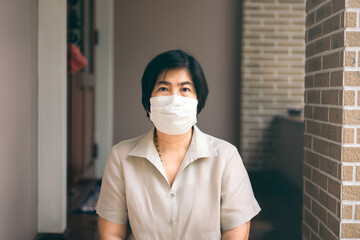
xmin=96 ymin=49 xmax=261 ymax=240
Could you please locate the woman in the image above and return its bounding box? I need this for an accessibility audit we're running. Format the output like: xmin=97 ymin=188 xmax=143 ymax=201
xmin=96 ymin=50 xmax=261 ymax=240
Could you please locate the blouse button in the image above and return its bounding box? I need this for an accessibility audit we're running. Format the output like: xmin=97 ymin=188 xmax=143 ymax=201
xmin=170 ymin=192 xmax=176 ymax=198
xmin=170 ymin=218 xmax=175 ymax=224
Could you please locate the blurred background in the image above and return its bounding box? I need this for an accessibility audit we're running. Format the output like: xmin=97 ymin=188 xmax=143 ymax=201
xmin=0 ymin=0 xmax=305 ymax=239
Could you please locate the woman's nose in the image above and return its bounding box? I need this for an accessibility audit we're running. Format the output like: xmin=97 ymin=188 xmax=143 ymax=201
xmin=170 ymin=89 xmax=181 ymax=96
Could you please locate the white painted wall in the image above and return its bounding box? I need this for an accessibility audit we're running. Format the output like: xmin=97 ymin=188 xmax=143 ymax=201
xmin=94 ymin=0 xmax=114 ymax=178
xmin=37 ymin=0 xmax=67 ymax=233
xmin=113 ymin=0 xmax=240 ymax=146
xmin=0 ymin=1 xmax=38 ymax=239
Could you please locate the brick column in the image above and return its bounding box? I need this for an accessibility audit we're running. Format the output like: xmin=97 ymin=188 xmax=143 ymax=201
xmin=341 ymin=1 xmax=360 ymax=238
xmin=304 ymin=0 xmax=360 ymax=239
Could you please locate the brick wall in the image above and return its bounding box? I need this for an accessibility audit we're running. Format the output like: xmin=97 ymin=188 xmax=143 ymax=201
xmin=341 ymin=1 xmax=360 ymax=239
xmin=304 ymin=0 xmax=360 ymax=239
xmin=241 ymin=0 xmax=306 ymax=170
xmin=303 ymin=1 xmax=343 ymax=239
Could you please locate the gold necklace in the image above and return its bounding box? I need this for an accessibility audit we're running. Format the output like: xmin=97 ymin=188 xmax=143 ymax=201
xmin=154 ymin=130 xmax=162 ymax=162
xmin=154 ymin=128 xmax=194 ymax=163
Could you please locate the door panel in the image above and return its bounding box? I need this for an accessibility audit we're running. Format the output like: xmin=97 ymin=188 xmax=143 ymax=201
xmin=71 ymin=72 xmax=95 ymax=184
xmin=67 ymin=0 xmax=96 ymax=188
xmin=82 ymin=73 xmax=95 ymax=178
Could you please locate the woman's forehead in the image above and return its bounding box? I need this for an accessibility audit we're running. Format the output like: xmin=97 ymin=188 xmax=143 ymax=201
xmin=156 ymin=68 xmax=193 ymax=83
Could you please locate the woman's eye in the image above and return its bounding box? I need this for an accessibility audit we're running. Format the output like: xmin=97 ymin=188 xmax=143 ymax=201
xmin=181 ymin=88 xmax=190 ymax=92
xmin=158 ymin=87 xmax=168 ymax=92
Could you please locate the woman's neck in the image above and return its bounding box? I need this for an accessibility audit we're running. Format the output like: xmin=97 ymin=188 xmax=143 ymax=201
xmin=155 ymin=128 xmax=193 ymax=153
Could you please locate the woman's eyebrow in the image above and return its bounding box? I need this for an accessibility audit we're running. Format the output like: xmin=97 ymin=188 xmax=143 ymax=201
xmin=155 ymin=80 xmax=193 ymax=86
xmin=155 ymin=80 xmax=171 ymax=85
xmin=178 ymin=81 xmax=194 ymax=86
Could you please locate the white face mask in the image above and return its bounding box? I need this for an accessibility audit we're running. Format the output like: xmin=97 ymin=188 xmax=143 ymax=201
xmin=149 ymin=95 xmax=198 ymax=135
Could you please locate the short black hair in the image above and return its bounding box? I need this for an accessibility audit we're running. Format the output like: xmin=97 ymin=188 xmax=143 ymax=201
xmin=141 ymin=49 xmax=209 ymax=116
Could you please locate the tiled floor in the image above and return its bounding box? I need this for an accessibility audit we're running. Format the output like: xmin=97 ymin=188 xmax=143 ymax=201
xmin=68 ymin=171 xmax=302 ymax=240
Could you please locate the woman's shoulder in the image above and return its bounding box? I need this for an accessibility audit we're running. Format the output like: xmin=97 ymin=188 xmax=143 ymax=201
xmin=208 ymin=134 xmax=236 ymax=148
xmin=199 ymin=130 xmax=239 ymax=156
xmin=111 ymin=133 xmax=148 ymax=155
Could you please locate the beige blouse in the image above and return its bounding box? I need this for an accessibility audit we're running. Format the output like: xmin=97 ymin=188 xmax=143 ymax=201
xmin=96 ymin=126 xmax=261 ymax=240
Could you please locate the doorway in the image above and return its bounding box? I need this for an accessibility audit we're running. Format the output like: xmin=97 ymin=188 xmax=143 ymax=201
xmin=67 ymin=0 xmax=97 ymax=213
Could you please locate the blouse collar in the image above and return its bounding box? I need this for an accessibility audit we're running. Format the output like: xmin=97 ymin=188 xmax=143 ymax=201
xmin=128 ymin=125 xmax=217 ymax=176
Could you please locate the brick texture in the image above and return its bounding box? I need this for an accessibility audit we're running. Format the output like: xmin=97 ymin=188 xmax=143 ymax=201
xmin=343 ymin=128 xmax=354 ymax=143
xmin=356 ymin=205 xmax=360 ymax=220
xmin=342 ymin=165 xmax=353 ymax=181
xmin=305 ymin=2 xmax=360 ymax=240
xmin=241 ymin=0 xmax=305 ymax=169
xmin=344 ymin=90 xmax=355 ymax=106
xmin=342 ymin=204 xmax=353 ymax=219
xmin=242 ymin=1 xmax=360 ymax=239
xmin=341 ymin=5 xmax=360 ymax=240
xmin=341 ymin=223 xmax=360 ymax=238
xmin=303 ymin=1 xmax=360 ymax=240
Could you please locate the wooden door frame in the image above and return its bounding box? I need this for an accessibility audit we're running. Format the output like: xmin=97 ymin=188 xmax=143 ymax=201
xmin=37 ymin=0 xmax=114 ymax=235
xmin=68 ymin=0 xmax=97 ymax=188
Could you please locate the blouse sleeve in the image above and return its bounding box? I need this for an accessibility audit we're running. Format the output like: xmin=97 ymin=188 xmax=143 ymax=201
xmin=220 ymin=147 xmax=261 ymax=230
xmin=95 ymin=148 xmax=128 ymax=224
